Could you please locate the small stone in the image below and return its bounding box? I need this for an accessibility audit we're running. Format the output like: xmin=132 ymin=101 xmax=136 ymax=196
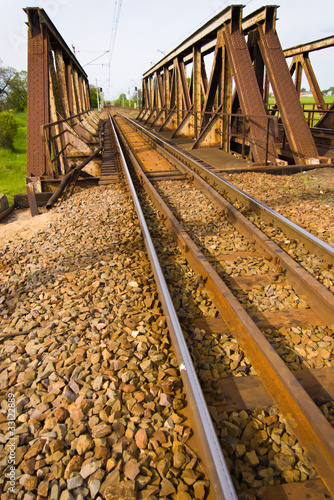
xmin=49 ymin=439 xmax=65 ymax=454
xmin=92 ymin=423 xmax=112 ymax=438
xmin=159 ymin=393 xmax=173 ymax=407
xmin=258 ymin=468 xmax=274 ymax=479
xmin=124 ymin=458 xmax=140 ymax=480
xmin=160 ymin=478 xmax=176 ymax=496
xmin=50 ymin=482 xmax=60 ymax=500
xmin=63 ymin=385 xmax=77 ymax=401
xmin=282 ymin=469 xmax=301 ymax=482
xmin=59 ymin=490 xmax=74 ymax=500
xmin=67 ymin=475 xmax=84 ymax=490
xmin=92 ymin=375 xmax=104 ymax=391
xmin=100 ymin=469 xmax=120 ymax=496
xmin=135 ymin=428 xmax=148 ymax=449
xmin=88 ymin=478 xmax=101 ymax=498
xmin=194 ymin=480 xmax=207 ymax=500
xmin=54 ymin=407 xmax=69 ymax=422
xmin=182 ymin=469 xmax=198 ymax=485
xmin=80 ymin=460 xmax=102 ymax=479
xmin=20 ymin=474 xmax=38 ymax=491
xmin=173 ymin=451 xmax=186 ymax=469
xmin=76 ymin=434 xmax=94 ymax=455
xmin=245 ymin=450 xmax=260 ymax=466
xmin=273 ymin=453 xmax=296 ymax=471
xmin=157 ymin=457 xmax=171 ymax=477
xmin=25 ymin=439 xmax=46 ymax=460
xmin=64 ymin=456 xmax=84 ymax=479
xmin=121 ymin=371 xmax=136 ymax=383
xmin=104 ymin=481 xmax=136 ymax=500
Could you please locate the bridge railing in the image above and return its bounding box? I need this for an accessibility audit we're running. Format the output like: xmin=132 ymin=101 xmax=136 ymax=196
xmin=138 ymin=107 xmax=280 ymax=165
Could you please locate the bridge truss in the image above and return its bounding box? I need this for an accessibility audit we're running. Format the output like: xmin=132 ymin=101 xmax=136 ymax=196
xmin=25 ymin=7 xmax=100 ymax=187
xmin=138 ymin=5 xmax=334 ymax=166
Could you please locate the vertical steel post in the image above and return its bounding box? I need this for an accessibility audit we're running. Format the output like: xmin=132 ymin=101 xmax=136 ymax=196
xmin=26 ymin=9 xmax=50 ymax=177
xmin=193 ymin=45 xmax=202 ymax=138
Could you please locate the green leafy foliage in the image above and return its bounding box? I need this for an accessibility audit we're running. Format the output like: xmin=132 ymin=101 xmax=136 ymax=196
xmin=0 ymin=111 xmax=19 ymax=150
xmin=0 ymin=66 xmax=27 ymax=112
xmin=0 ymin=111 xmax=26 ymax=204
xmin=5 ymin=71 xmax=27 ymax=112
xmin=89 ymin=86 xmax=98 ymax=108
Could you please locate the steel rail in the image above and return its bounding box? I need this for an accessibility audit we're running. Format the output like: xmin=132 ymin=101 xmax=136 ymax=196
xmin=107 ymin=109 xmax=237 ymax=500
xmin=112 ymin=110 xmax=334 ymax=326
xmin=121 ymin=111 xmax=334 ymax=265
xmin=111 ymin=110 xmax=334 ymax=496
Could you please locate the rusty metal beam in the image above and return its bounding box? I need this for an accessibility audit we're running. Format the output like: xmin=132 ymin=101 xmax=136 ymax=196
xmin=256 ymin=6 xmax=319 ymax=164
xmin=284 ymin=35 xmax=334 ymax=57
xmin=222 ymin=5 xmax=277 ymax=163
xmin=25 ymin=7 xmax=99 ymax=183
xmin=26 ymin=8 xmax=50 ymax=177
xmin=143 ymin=5 xmax=269 ymax=79
xmin=24 ymin=8 xmax=88 ymax=79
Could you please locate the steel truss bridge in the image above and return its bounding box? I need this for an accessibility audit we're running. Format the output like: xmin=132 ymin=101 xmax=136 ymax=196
xmin=24 ymin=5 xmax=334 ymax=202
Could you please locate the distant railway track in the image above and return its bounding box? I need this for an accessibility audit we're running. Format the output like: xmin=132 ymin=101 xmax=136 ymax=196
xmin=107 ymin=108 xmax=334 ymax=499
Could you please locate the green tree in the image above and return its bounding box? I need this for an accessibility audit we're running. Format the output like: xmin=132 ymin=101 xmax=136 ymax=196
xmin=0 ymin=111 xmax=19 ymax=150
xmin=89 ymin=86 xmax=98 ymax=108
xmin=5 ymin=71 xmax=27 ymax=112
xmin=113 ymin=93 xmax=127 ymax=107
xmin=0 ymin=66 xmax=16 ymax=107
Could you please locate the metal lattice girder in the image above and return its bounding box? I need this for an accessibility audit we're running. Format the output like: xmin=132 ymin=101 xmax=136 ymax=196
xmin=25 ymin=8 xmax=93 ymax=178
xmin=139 ymin=5 xmax=333 ymax=164
xmin=221 ymin=6 xmax=277 ymax=163
xmin=256 ymin=6 xmax=319 ymax=164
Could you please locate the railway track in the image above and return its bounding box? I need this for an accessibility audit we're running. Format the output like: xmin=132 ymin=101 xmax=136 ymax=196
xmin=107 ymin=108 xmax=334 ymax=499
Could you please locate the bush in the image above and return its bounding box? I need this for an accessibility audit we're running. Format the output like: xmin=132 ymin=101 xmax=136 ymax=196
xmin=0 ymin=111 xmax=19 ymax=150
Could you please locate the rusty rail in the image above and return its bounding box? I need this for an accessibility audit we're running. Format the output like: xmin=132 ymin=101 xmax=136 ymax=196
xmin=108 ymin=108 xmax=237 ymax=500
xmin=111 ymin=109 xmax=334 ymax=496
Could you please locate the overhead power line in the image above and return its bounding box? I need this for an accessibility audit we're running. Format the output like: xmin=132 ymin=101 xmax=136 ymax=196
xmin=83 ymin=50 xmax=110 ymax=67
xmin=107 ymin=0 xmax=123 ymax=99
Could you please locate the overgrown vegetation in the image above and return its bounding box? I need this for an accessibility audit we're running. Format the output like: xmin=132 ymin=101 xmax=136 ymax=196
xmin=0 ymin=112 xmax=19 ymax=150
xmin=0 ymin=112 xmax=26 ymax=205
xmin=0 ymin=65 xmax=27 ymax=112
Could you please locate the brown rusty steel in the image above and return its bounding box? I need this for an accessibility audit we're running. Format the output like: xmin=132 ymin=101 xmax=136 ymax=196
xmin=256 ymin=7 xmax=319 ymax=164
xmin=26 ymin=8 xmax=50 ymax=177
xmin=139 ymin=4 xmax=333 ymax=165
xmin=25 ymin=8 xmax=98 ymax=182
xmin=112 ymin=110 xmax=334 ymax=495
xmin=221 ymin=6 xmax=277 ymax=163
xmin=283 ymin=35 xmax=334 ymax=57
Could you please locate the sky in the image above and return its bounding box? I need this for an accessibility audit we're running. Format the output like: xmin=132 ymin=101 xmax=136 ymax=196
xmin=1 ymin=0 xmax=333 ymax=101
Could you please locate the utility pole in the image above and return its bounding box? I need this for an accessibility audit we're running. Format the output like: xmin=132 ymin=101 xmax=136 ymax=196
xmin=96 ymin=79 xmax=100 ymax=111
xmin=135 ymin=86 xmax=138 ymax=109
xmin=128 ymin=88 xmax=131 ymax=108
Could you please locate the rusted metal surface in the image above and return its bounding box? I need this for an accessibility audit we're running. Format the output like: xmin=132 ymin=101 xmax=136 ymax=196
xmin=221 ymin=6 xmax=277 ymax=163
xmin=26 ymin=9 xmax=50 ymax=177
xmin=254 ymin=7 xmax=320 ymax=164
xmin=25 ymin=8 xmax=100 ymax=186
xmin=127 ymin=112 xmax=334 ymax=264
xmin=283 ymin=35 xmax=334 ymax=57
xmin=109 ymin=110 xmax=238 ymax=500
xmin=113 ymin=110 xmax=334 ymax=495
xmin=139 ymin=4 xmax=333 ymax=165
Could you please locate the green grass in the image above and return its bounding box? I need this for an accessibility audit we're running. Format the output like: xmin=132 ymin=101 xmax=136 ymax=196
xmin=269 ymin=95 xmax=333 ymax=126
xmin=0 ymin=111 xmax=27 ymax=205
